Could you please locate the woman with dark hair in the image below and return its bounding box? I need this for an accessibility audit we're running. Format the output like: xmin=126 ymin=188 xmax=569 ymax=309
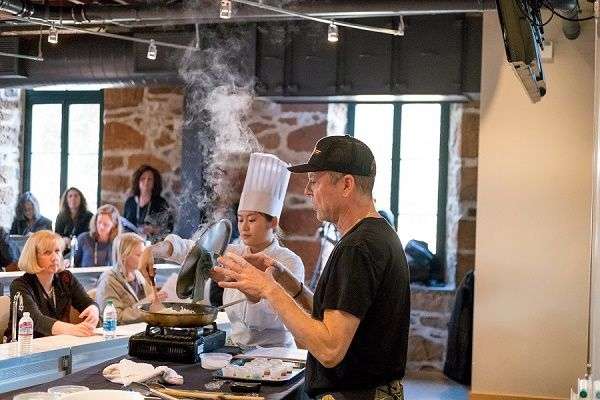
xmin=10 ymin=192 xmax=52 ymax=235
xmin=74 ymin=204 xmax=122 ymax=267
xmin=123 ymin=164 xmax=173 ymax=243
xmin=55 ymin=187 xmax=93 ymax=246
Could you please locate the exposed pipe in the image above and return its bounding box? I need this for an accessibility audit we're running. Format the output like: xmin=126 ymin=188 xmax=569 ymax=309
xmin=0 ymin=0 xmax=497 ymax=27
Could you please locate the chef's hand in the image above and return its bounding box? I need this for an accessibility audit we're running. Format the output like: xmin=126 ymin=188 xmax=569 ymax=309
xmin=215 ymin=252 xmax=279 ymax=300
xmin=244 ymin=253 xmax=302 ymax=299
xmin=139 ymin=246 xmax=156 ymax=286
xmin=79 ymin=304 xmax=99 ymax=328
xmin=146 ymin=290 xmax=168 ymax=303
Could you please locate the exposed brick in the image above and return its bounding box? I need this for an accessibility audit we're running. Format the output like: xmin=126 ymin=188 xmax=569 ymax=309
xmin=281 ymin=239 xmax=320 ymax=283
xmin=461 ymin=112 xmax=479 ymax=158
xmin=460 ymin=167 xmax=478 ymax=201
xmin=281 ymin=104 xmax=328 ymax=113
xmin=420 ymin=315 xmax=449 ymax=330
xmin=102 ymin=174 xmax=130 ymax=193
xmin=408 ymin=335 xmax=445 ymax=362
xmin=458 ymin=219 xmax=476 ymax=250
xmin=258 ymin=133 xmax=280 ymax=150
xmin=280 ymin=208 xmax=320 ymax=237
xmin=287 ymin=122 xmax=326 ymax=152
xmin=154 ymin=132 xmax=176 ymax=148
xmin=456 ymin=253 xmax=475 ymax=283
xmin=104 ymin=88 xmax=144 ymax=110
xmin=147 ymin=86 xmax=184 ymax=95
xmin=104 ymin=122 xmax=145 ymax=150
xmin=279 ymin=117 xmax=297 ymax=125
xmin=288 ymin=173 xmax=308 ymax=195
xmin=127 ymin=154 xmax=172 ymax=173
xmin=411 ymin=290 xmax=454 ymax=313
xmin=102 ymin=156 xmax=124 ymax=171
xmin=249 ymin=122 xmax=276 ymax=135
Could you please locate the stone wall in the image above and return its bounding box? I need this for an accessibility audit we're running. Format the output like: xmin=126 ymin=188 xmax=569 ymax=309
xmin=101 ymin=87 xmax=184 ymax=211
xmin=0 ymin=89 xmax=23 ymax=229
xmin=408 ymin=101 xmax=479 ymax=372
xmin=447 ymin=102 xmax=480 ymax=286
xmin=246 ymin=101 xmax=335 ymax=281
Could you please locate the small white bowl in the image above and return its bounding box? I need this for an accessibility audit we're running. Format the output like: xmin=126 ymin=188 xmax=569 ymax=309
xmin=200 ymin=352 xmax=233 ymax=370
xmin=61 ymin=390 xmax=143 ymax=400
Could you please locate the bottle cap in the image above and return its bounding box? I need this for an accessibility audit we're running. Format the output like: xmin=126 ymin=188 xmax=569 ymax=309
xmin=107 ymin=300 xmax=113 ymax=305
xmin=23 ymin=312 xmax=30 ymax=317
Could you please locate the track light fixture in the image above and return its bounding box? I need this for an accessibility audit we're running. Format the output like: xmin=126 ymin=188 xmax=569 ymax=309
xmin=220 ymin=0 xmax=232 ymax=19
xmin=327 ymin=22 xmax=339 ymax=43
xmin=147 ymin=39 xmax=157 ymax=60
xmin=48 ymin=23 xmax=58 ymax=44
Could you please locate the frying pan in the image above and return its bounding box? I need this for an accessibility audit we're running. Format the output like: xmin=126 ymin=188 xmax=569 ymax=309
xmin=138 ymin=299 xmax=245 ymax=328
xmin=176 ymin=219 xmax=232 ymax=303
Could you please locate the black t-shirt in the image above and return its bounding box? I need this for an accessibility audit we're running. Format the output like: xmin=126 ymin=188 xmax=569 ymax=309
xmin=305 ymin=217 xmax=411 ymax=396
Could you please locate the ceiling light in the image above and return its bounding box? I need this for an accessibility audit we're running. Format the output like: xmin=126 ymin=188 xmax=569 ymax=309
xmin=327 ymin=23 xmax=339 ymax=43
xmin=147 ymin=39 xmax=157 ymax=60
xmin=397 ymin=16 xmax=405 ymax=36
xmin=220 ymin=0 xmax=232 ymax=19
xmin=48 ymin=23 xmax=58 ymax=44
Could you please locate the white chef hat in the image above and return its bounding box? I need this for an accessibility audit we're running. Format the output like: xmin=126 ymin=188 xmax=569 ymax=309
xmin=238 ymin=153 xmax=290 ymax=219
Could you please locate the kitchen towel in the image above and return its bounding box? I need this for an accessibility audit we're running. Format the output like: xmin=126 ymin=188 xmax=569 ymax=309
xmin=102 ymin=358 xmax=184 ymax=386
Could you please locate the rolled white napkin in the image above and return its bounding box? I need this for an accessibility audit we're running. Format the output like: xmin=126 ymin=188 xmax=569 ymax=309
xmin=102 ymin=358 xmax=184 ymax=386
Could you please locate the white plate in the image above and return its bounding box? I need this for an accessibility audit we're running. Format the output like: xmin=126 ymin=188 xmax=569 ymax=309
xmin=61 ymin=390 xmax=143 ymax=400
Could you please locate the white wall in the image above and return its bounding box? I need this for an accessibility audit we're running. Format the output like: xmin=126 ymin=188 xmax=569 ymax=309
xmin=473 ymin=11 xmax=594 ymax=398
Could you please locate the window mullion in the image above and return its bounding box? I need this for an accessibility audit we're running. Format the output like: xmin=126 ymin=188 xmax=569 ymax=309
xmin=60 ymin=98 xmax=69 ymax=195
xmin=390 ymin=103 xmax=402 ymax=231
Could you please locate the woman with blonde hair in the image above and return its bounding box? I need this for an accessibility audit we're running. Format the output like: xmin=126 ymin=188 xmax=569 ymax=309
xmin=96 ymin=233 xmax=167 ymax=324
xmin=9 ymin=230 xmax=99 ymax=338
xmin=74 ymin=204 xmax=121 ymax=267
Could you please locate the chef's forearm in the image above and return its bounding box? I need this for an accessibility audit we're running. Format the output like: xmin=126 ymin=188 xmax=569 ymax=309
xmin=149 ymin=240 xmax=173 ymax=259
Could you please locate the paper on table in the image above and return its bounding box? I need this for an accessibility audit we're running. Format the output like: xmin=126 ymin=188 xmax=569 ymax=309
xmin=238 ymin=347 xmax=308 ymax=361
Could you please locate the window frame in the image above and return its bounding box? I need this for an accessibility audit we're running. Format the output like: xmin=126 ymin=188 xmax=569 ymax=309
xmin=347 ymin=102 xmax=450 ymax=276
xmin=23 ymin=90 xmax=104 ymax=206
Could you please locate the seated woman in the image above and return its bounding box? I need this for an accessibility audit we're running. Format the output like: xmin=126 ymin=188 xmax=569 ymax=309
xmin=74 ymin=204 xmax=121 ymax=267
xmin=123 ymin=165 xmax=174 ymax=243
xmin=9 ymin=230 xmax=99 ymax=338
xmin=10 ymin=192 xmax=52 ymax=235
xmin=96 ymin=233 xmax=167 ymax=324
xmin=142 ymin=153 xmax=304 ymax=348
xmin=55 ymin=187 xmax=93 ymax=248
xmin=0 ymin=227 xmax=18 ymax=271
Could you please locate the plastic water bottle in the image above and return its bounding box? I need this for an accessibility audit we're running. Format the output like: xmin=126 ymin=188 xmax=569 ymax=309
xmin=18 ymin=312 xmax=33 ymax=354
xmin=69 ymin=235 xmax=78 ymax=268
xmin=102 ymin=300 xmax=117 ymax=339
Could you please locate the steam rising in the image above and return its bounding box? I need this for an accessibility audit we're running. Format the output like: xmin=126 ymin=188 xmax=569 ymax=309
xmin=179 ymin=25 xmax=262 ymax=228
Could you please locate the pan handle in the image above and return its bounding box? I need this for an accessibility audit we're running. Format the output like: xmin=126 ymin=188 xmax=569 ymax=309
xmin=216 ymin=298 xmax=246 ymax=312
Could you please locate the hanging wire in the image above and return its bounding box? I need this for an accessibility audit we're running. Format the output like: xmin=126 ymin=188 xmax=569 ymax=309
xmin=230 ymin=0 xmax=403 ymax=36
xmin=8 ymin=14 xmax=199 ymax=52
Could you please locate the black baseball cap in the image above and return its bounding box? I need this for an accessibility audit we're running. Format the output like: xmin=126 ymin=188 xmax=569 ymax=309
xmin=288 ymin=135 xmax=376 ymax=177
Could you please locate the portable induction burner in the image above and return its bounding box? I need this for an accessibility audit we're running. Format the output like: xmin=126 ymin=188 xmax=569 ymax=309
xmin=128 ymin=322 xmax=226 ymax=364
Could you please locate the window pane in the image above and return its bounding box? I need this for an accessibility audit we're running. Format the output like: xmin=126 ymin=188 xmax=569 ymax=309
xmin=398 ymin=104 xmax=441 ymax=253
xmin=30 ymin=104 xmax=62 ymax=225
xmin=68 ymin=104 xmax=100 ymax=212
xmin=354 ymin=104 xmax=394 ymax=212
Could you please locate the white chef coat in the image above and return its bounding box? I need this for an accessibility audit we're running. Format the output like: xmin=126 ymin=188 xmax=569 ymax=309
xmin=164 ymin=234 xmax=304 ymax=348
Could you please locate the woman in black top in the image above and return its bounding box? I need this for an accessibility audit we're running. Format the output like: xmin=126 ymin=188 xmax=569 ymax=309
xmin=54 ymin=187 xmax=93 ymax=249
xmin=123 ymin=165 xmax=173 ymax=243
xmin=10 ymin=192 xmax=52 ymax=235
xmin=10 ymin=230 xmax=99 ymax=338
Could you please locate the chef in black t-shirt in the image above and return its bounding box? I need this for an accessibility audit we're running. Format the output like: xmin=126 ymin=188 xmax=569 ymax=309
xmin=216 ymin=136 xmax=411 ymax=400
